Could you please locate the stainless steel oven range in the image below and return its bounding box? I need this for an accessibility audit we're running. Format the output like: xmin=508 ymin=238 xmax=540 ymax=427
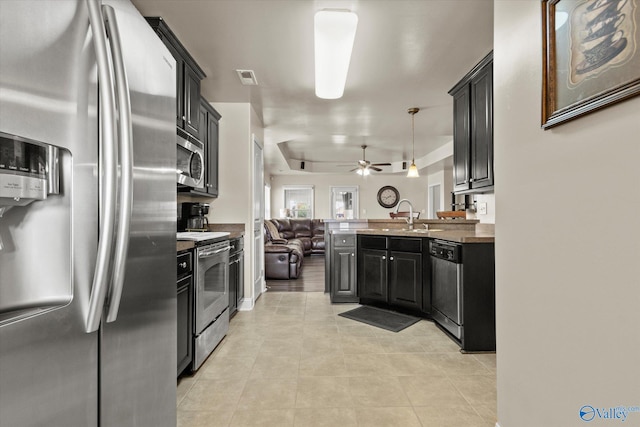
xmin=193 ymin=239 xmax=230 ymax=370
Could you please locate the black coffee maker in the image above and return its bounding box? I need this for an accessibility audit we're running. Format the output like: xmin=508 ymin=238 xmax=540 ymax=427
xmin=178 ymin=202 xmax=210 ymax=231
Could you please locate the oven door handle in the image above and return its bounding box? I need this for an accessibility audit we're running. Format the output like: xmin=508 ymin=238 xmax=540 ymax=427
xmin=199 ymin=246 xmax=231 ymax=258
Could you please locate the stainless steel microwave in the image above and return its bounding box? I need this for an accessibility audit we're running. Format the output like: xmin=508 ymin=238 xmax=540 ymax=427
xmin=176 ymin=129 xmax=205 ymax=190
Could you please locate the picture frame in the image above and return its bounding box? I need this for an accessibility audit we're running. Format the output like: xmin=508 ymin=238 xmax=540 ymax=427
xmin=541 ymin=0 xmax=640 ymax=129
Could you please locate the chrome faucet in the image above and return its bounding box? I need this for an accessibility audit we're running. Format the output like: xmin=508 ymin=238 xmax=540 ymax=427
xmin=394 ymin=199 xmax=414 ymax=229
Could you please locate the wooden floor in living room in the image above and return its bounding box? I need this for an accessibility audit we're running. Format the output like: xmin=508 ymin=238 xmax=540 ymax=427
xmin=265 ymin=255 xmax=325 ymax=292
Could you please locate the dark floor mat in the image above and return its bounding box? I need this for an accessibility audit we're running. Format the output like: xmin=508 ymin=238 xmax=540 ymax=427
xmin=338 ymin=305 xmax=420 ymax=332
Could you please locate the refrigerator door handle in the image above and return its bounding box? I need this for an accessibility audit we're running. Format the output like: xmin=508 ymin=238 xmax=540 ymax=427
xmin=102 ymin=5 xmax=133 ymax=324
xmin=85 ymin=0 xmax=119 ymax=333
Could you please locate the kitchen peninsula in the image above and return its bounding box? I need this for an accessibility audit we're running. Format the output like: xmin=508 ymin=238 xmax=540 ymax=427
xmin=325 ymin=218 xmax=495 ymax=352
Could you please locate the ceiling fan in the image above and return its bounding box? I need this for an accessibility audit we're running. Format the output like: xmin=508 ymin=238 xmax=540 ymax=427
xmin=349 ymin=145 xmax=391 ymax=175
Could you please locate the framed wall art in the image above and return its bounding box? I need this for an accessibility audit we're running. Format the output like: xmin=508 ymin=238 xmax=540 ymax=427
xmin=541 ymin=0 xmax=640 ymax=129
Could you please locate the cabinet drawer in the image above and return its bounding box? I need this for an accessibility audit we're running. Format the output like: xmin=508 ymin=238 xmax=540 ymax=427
xmin=358 ymin=235 xmax=387 ymax=250
xmin=389 ymin=237 xmax=422 ymax=253
xmin=333 ymin=234 xmax=356 ymax=247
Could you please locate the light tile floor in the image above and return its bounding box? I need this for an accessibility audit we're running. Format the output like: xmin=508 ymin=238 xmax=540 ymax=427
xmin=177 ymin=292 xmax=497 ymax=427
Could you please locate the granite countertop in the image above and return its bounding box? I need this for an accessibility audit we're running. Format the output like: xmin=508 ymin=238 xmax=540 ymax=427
xmin=177 ymin=240 xmax=195 ymax=252
xmin=325 ymin=218 xmax=493 ymax=243
xmin=355 ymin=227 xmax=494 ymax=243
xmin=208 ymin=223 xmax=245 ymax=240
xmin=177 ymin=223 xmax=246 ymax=252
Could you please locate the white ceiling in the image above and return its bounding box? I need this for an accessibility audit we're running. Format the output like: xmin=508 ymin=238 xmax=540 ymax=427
xmin=130 ymin=0 xmax=493 ymax=176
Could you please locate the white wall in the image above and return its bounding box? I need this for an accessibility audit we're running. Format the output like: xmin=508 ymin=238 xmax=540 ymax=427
xmin=208 ymin=102 xmax=264 ymax=306
xmin=494 ymin=2 xmax=640 ymax=427
xmin=269 ymin=173 xmax=430 ymax=220
xmin=470 ymin=193 xmax=495 ymax=224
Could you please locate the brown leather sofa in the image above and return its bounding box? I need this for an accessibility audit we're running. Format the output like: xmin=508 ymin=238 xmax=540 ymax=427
xmin=268 ymin=218 xmax=325 ymax=255
xmin=263 ymin=219 xmax=325 ymax=280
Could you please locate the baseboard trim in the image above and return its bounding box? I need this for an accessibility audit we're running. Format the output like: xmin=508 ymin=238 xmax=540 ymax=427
xmin=237 ymin=297 xmax=254 ymax=311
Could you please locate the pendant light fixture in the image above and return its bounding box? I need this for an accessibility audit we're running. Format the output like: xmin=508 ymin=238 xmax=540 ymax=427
xmin=407 ymin=107 xmax=420 ymax=178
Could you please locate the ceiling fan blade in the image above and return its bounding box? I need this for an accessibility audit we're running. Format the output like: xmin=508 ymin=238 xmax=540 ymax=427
xmin=371 ymin=162 xmax=391 ymax=167
xmin=348 ymin=167 xmax=359 ymax=172
xmin=370 ymin=166 xmax=382 ymax=172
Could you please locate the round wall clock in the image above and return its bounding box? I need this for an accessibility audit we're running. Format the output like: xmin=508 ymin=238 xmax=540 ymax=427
xmin=377 ymin=186 xmax=400 ymax=208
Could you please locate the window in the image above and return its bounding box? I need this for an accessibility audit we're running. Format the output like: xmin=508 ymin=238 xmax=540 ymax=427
xmin=331 ymin=186 xmax=358 ymax=219
xmin=283 ymin=185 xmax=314 ymax=218
xmin=264 ymin=183 xmax=271 ymax=219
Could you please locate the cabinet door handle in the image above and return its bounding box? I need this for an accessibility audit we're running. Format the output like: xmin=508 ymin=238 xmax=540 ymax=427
xmin=182 ymin=115 xmax=186 ymax=120
xmin=179 ymin=262 xmax=187 ymax=268
xmin=382 ymin=256 xmax=386 ymax=260
xmin=389 ymin=256 xmax=394 ymax=261
xmin=469 ymin=178 xmax=475 ymax=182
xmin=351 ymin=253 xmax=355 ymax=257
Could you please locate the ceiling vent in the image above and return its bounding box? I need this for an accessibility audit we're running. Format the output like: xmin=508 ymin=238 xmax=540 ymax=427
xmin=235 ymin=69 xmax=258 ymax=85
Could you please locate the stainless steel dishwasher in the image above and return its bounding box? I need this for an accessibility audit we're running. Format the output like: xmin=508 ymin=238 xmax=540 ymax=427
xmin=430 ymin=240 xmax=463 ymax=339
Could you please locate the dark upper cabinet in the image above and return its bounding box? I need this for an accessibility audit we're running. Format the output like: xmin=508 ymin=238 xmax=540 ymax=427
xmin=470 ymin=63 xmax=493 ymax=189
xmin=197 ymin=98 xmax=207 ymax=143
xmin=201 ymin=98 xmax=221 ymax=197
xmin=450 ymin=51 xmax=493 ymax=194
xmin=184 ymin=68 xmax=202 ymax=137
xmin=145 ymin=17 xmax=206 ymax=139
xmin=452 ymin=88 xmax=470 ymax=191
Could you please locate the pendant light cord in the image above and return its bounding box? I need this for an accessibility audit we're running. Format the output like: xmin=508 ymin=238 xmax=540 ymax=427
xmin=411 ymin=112 xmax=415 ymax=162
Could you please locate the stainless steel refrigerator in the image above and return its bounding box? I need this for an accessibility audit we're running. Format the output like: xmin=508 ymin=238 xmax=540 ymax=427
xmin=0 ymin=1 xmax=177 ymax=426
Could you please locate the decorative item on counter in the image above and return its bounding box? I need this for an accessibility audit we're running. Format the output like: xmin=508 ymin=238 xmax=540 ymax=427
xmin=436 ymin=210 xmax=467 ymax=219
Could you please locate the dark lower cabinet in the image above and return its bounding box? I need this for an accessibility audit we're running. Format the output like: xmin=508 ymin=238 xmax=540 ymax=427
xmin=330 ymin=232 xmax=357 ymax=303
xmin=431 ymin=242 xmax=495 ymax=352
xmin=357 ymin=235 xmax=424 ymax=314
xmin=358 ymin=247 xmax=387 ymax=302
xmin=229 ymin=237 xmax=244 ymax=317
xmin=176 ymin=274 xmax=192 ymax=376
xmin=388 ymin=251 xmax=422 ymax=311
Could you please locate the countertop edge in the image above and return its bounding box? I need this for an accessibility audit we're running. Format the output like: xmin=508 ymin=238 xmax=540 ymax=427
xmin=354 ymin=229 xmax=494 ymax=243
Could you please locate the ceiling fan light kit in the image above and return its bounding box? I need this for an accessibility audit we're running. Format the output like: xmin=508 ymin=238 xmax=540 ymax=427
xmin=407 ymin=107 xmax=420 ymax=178
xmin=314 ymin=9 xmax=358 ymax=99
xmin=351 ymin=145 xmax=391 ymax=176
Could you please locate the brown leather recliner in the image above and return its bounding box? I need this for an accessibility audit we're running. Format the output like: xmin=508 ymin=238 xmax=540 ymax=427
xmin=263 ymin=222 xmax=304 ymax=279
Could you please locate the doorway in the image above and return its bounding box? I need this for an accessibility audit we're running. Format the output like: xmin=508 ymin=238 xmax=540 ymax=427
xmin=330 ymin=186 xmax=359 ymax=219
xmin=428 ymin=184 xmax=441 ymax=219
